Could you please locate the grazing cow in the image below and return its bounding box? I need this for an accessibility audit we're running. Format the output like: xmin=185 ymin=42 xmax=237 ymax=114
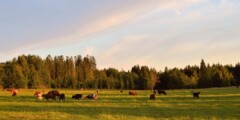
xmin=85 ymin=94 xmax=98 ymax=100
xmin=72 ymin=94 xmax=83 ymax=100
xmin=192 ymin=91 xmax=200 ymax=99
xmin=42 ymin=94 xmax=57 ymax=101
xmin=129 ymin=91 xmax=137 ymax=96
xmin=47 ymin=90 xmax=60 ymax=97
xmin=96 ymin=89 xmax=99 ymax=93
xmin=12 ymin=89 xmax=18 ymax=96
xmin=34 ymin=92 xmax=43 ymax=101
xmin=59 ymin=94 xmax=65 ymax=101
xmin=150 ymin=93 xmax=156 ymax=100
xmin=34 ymin=91 xmax=41 ymax=96
xmin=157 ymin=90 xmax=167 ymax=95
xmin=120 ymin=90 xmax=124 ymax=93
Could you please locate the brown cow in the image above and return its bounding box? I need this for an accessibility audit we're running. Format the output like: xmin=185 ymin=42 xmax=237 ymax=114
xmin=34 ymin=91 xmax=41 ymax=96
xmin=47 ymin=90 xmax=60 ymax=96
xmin=150 ymin=93 xmax=156 ymax=100
xmin=42 ymin=94 xmax=57 ymax=101
xmin=12 ymin=89 xmax=18 ymax=96
xmin=42 ymin=90 xmax=61 ymax=101
xmin=129 ymin=91 xmax=137 ymax=96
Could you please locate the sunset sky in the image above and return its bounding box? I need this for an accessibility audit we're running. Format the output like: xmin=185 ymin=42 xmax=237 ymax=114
xmin=0 ymin=0 xmax=240 ymax=70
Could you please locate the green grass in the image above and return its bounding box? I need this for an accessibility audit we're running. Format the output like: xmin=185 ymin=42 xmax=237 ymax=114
xmin=0 ymin=88 xmax=239 ymax=120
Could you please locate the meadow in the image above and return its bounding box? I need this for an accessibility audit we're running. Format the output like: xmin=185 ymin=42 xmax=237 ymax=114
xmin=0 ymin=87 xmax=239 ymax=120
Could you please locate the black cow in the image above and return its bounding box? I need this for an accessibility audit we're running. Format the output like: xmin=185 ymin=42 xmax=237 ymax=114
xmin=157 ymin=90 xmax=167 ymax=95
xmin=72 ymin=94 xmax=83 ymax=100
xmin=59 ymin=94 xmax=65 ymax=101
xmin=192 ymin=92 xmax=200 ymax=99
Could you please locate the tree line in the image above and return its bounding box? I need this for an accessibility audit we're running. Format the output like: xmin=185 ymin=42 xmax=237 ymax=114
xmin=0 ymin=55 xmax=239 ymax=89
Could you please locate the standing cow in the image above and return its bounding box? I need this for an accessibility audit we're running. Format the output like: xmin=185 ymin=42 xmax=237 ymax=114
xmin=43 ymin=90 xmax=61 ymax=101
xmin=59 ymin=94 xmax=65 ymax=101
xmin=72 ymin=94 xmax=83 ymax=100
xmin=47 ymin=90 xmax=60 ymax=96
xmin=192 ymin=91 xmax=200 ymax=99
xmin=157 ymin=90 xmax=167 ymax=95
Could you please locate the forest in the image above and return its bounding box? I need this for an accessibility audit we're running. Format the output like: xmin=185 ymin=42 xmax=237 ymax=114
xmin=0 ymin=54 xmax=239 ymax=90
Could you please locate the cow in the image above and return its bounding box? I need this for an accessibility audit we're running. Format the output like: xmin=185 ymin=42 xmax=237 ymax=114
xmin=34 ymin=92 xmax=43 ymax=101
xmin=150 ymin=93 xmax=156 ymax=100
xmin=96 ymin=90 xmax=99 ymax=93
xmin=192 ymin=91 xmax=200 ymax=99
xmin=59 ymin=94 xmax=65 ymax=101
xmin=72 ymin=94 xmax=83 ymax=100
xmin=157 ymin=90 xmax=167 ymax=95
xmin=47 ymin=90 xmax=60 ymax=97
xmin=42 ymin=90 xmax=60 ymax=101
xmin=34 ymin=91 xmax=41 ymax=96
xmin=120 ymin=90 xmax=124 ymax=93
xmin=129 ymin=91 xmax=137 ymax=96
xmin=12 ymin=89 xmax=18 ymax=96
xmin=42 ymin=94 xmax=57 ymax=101
xmin=85 ymin=94 xmax=98 ymax=100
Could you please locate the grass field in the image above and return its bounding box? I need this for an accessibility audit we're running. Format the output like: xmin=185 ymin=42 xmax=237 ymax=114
xmin=0 ymin=87 xmax=239 ymax=120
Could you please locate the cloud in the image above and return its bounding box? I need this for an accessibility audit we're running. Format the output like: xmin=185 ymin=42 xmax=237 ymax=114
xmin=1 ymin=0 xmax=240 ymax=71
xmin=12 ymin=0 xmax=208 ymax=49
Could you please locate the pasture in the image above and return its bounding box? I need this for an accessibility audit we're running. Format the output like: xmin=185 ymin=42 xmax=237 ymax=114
xmin=0 ymin=88 xmax=239 ymax=120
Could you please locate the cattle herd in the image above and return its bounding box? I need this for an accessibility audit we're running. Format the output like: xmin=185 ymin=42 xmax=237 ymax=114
xmin=33 ymin=90 xmax=98 ymax=101
xmin=6 ymin=88 xmax=202 ymax=101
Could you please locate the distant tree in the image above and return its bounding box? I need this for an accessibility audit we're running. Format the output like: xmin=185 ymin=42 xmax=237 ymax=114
xmin=45 ymin=55 xmax=54 ymax=88
xmin=75 ymin=55 xmax=84 ymax=88
xmin=28 ymin=65 xmax=40 ymax=88
xmin=82 ymin=55 xmax=96 ymax=88
xmin=200 ymin=59 xmax=207 ymax=73
xmin=2 ymin=62 xmax=27 ymax=88
xmin=17 ymin=55 xmax=30 ymax=78
xmin=0 ymin=54 xmax=238 ymax=89
xmin=64 ymin=57 xmax=77 ymax=88
xmin=0 ymin=63 xmax=5 ymax=87
xmin=54 ymin=56 xmax=65 ymax=88
xmin=234 ymin=63 xmax=240 ymax=86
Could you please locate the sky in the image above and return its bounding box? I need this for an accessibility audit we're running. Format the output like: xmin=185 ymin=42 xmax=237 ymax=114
xmin=0 ymin=0 xmax=240 ymax=71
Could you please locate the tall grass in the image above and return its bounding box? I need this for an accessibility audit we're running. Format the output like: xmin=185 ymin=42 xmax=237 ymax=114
xmin=0 ymin=88 xmax=239 ymax=120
